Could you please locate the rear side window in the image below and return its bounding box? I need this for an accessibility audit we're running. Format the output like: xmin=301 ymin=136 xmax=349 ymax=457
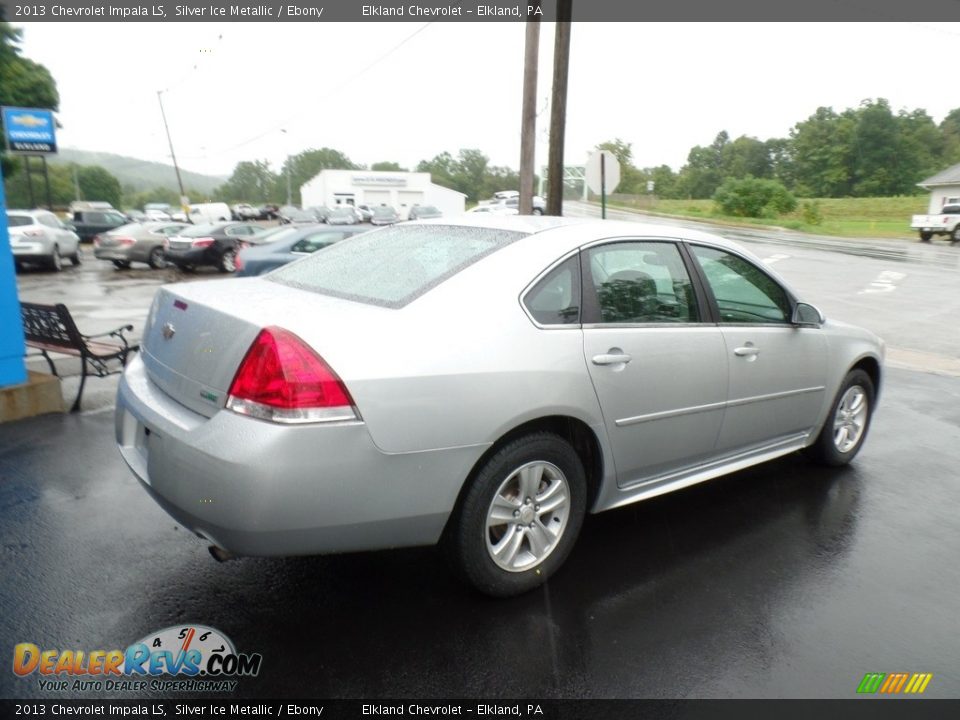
xmin=291 ymin=232 xmax=347 ymax=254
xmin=523 ymin=256 xmax=580 ymax=325
xmin=270 ymin=224 xmax=525 ymax=308
xmin=8 ymin=215 xmax=34 ymax=227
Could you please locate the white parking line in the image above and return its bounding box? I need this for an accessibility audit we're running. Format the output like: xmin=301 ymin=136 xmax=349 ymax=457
xmin=858 ymin=270 xmax=906 ymax=294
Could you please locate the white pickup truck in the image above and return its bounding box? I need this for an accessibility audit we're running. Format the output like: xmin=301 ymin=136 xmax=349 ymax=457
xmin=911 ymin=204 xmax=960 ymax=242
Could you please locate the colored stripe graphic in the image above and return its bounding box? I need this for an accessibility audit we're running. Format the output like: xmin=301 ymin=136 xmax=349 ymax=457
xmin=857 ymin=672 xmax=932 ymax=694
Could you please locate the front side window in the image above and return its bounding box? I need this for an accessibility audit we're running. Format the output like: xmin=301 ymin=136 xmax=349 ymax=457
xmin=585 ymin=241 xmax=699 ymax=324
xmin=523 ymin=255 xmax=580 ymax=325
xmin=690 ymin=244 xmax=791 ymax=324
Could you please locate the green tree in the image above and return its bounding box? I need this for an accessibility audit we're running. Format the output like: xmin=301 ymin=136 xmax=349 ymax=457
xmin=713 ymin=176 xmax=796 ymax=218
xmin=370 ymin=161 xmax=407 ymax=172
xmin=416 ymin=151 xmax=458 ymax=191
xmin=0 ymin=22 xmax=60 ymax=179
xmin=277 ymin=148 xmax=358 ymax=205
xmin=790 ymin=107 xmax=855 ymax=197
xmin=75 ymin=165 xmax=122 ymax=208
xmin=939 ymin=108 xmax=960 ymax=166
xmin=595 ymin=138 xmax=644 ymax=194
xmin=216 ymin=160 xmax=277 ymax=203
xmin=675 ymin=131 xmax=730 ymax=198
xmin=3 ymin=160 xmax=73 ymax=208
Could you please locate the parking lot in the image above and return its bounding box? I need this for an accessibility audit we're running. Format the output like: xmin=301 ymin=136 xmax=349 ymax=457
xmin=2 ymin=211 xmax=959 ymax=699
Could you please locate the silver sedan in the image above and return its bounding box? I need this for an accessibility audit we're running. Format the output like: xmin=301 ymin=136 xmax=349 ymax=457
xmin=94 ymin=221 xmax=189 ymax=269
xmin=115 ymin=217 xmax=884 ymax=597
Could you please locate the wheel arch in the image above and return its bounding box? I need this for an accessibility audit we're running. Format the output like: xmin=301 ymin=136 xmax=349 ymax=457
xmin=442 ymin=415 xmax=605 ymax=538
xmin=851 ymin=354 xmax=882 ymax=401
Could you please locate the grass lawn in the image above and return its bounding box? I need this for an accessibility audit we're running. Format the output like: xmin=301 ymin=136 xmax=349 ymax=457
xmin=604 ymin=196 xmax=929 ymax=240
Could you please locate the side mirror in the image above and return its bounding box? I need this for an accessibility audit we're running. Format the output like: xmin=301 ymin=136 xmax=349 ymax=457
xmin=792 ymin=302 xmax=825 ymax=327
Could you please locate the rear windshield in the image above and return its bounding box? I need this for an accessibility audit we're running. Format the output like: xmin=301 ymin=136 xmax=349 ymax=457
xmin=8 ymin=215 xmax=34 ymax=227
xmin=269 ymin=224 xmax=525 ymax=308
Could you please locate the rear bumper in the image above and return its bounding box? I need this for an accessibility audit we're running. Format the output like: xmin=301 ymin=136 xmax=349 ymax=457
xmin=115 ymin=354 xmax=480 ymax=557
xmin=164 ymin=247 xmax=217 ymax=267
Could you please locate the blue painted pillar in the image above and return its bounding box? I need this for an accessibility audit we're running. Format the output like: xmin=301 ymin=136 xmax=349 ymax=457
xmin=0 ymin=162 xmax=28 ymax=388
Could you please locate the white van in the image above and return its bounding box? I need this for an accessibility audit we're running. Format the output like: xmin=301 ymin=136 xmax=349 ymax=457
xmin=188 ymin=202 xmax=231 ymax=224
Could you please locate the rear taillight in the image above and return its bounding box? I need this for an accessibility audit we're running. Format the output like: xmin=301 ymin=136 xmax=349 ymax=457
xmin=24 ymin=229 xmax=45 ymax=238
xmin=235 ymin=252 xmax=245 ymax=271
xmin=226 ymin=327 xmax=358 ymax=424
xmin=116 ymin=236 xmax=135 ymax=246
xmin=192 ymin=237 xmax=214 ymax=248
xmin=92 ymin=234 xmax=101 ymax=246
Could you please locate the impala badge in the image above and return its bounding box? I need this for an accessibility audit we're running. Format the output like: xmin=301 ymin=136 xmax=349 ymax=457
xmin=162 ymin=323 xmax=176 ymax=340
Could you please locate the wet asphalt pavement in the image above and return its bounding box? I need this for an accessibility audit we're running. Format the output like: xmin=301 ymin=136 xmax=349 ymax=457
xmin=1 ymin=366 xmax=958 ymax=699
xmin=3 ymin=217 xmax=960 ymax=701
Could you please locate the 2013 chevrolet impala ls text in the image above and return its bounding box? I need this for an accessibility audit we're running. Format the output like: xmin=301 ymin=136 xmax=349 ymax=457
xmin=115 ymin=217 xmax=883 ymax=597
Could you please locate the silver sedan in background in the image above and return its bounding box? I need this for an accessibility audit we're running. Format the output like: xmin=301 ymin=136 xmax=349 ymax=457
xmin=94 ymin=221 xmax=189 ymax=269
xmin=115 ymin=217 xmax=884 ymax=597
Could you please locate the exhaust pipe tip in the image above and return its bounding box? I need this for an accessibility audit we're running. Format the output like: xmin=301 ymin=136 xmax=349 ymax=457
xmin=208 ymin=545 xmax=235 ymax=563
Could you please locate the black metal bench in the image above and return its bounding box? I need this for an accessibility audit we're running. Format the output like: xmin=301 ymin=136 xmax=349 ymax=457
xmin=20 ymin=301 xmax=137 ymax=412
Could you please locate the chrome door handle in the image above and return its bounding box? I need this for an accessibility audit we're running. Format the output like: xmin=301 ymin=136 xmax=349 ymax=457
xmin=734 ymin=346 xmax=760 ymax=357
xmin=592 ymin=353 xmax=632 ymax=366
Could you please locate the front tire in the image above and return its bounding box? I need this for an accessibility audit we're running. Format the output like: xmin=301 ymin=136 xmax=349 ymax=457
xmin=444 ymin=432 xmax=586 ymax=597
xmin=806 ymin=369 xmax=875 ymax=467
xmin=952 ymin=226 xmax=960 ymax=243
xmin=70 ymin=247 xmax=83 ymax=266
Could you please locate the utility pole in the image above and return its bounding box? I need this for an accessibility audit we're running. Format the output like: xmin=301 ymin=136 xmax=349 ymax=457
xmin=546 ymin=0 xmax=572 ymax=216
xmin=157 ymin=90 xmax=188 ymax=217
xmin=519 ymin=14 xmax=540 ymax=215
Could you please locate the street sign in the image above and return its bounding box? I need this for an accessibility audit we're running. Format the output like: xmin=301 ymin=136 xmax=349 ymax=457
xmin=1 ymin=107 xmax=57 ymax=155
xmin=585 ymin=150 xmax=620 ymax=195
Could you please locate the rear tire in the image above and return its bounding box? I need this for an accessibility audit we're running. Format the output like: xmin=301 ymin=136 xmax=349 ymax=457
xmin=70 ymin=247 xmax=83 ymax=266
xmin=919 ymin=231 xmax=932 ymax=242
xmin=805 ymin=369 xmax=875 ymax=467
xmin=148 ymin=247 xmax=167 ymax=270
xmin=952 ymin=226 xmax=960 ymax=243
xmin=49 ymin=246 xmax=62 ymax=272
xmin=443 ymin=432 xmax=586 ymax=597
xmin=219 ymin=248 xmax=237 ymax=273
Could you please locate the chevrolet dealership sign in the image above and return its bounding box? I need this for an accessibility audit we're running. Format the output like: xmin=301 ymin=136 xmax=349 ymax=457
xmin=2 ymin=107 xmax=58 ymax=154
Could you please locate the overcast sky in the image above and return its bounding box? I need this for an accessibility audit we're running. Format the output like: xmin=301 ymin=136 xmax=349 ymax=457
xmin=14 ymin=21 xmax=960 ymax=180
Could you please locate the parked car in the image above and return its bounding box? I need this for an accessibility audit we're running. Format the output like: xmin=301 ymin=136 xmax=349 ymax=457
xmin=236 ymin=225 xmax=367 ymax=276
xmin=231 ymin=203 xmax=260 ymax=221
xmin=124 ymin=209 xmax=148 ymax=222
xmin=306 ymin=206 xmax=332 ymax=223
xmin=370 ymin=206 xmax=400 ymax=226
xmin=116 ymin=217 xmax=884 ymax=597
xmin=187 ymin=202 xmax=232 ymax=225
xmin=466 ymin=204 xmax=518 ymax=216
xmin=257 ymin=204 xmax=279 ymax=221
xmin=499 ymin=195 xmax=546 ymax=215
xmin=93 ymin=221 xmax=188 ymax=269
xmin=67 ymin=208 xmax=131 ymax=243
xmin=327 ymin=207 xmax=361 ymax=225
xmin=8 ymin=209 xmax=82 ymax=271
xmin=355 ymin=204 xmax=375 ymax=223
xmin=144 ymin=208 xmax=172 ymax=221
xmin=408 ymin=205 xmax=442 ymax=220
xmin=283 ymin=209 xmax=319 ymax=224
xmin=163 ymin=222 xmax=265 ymax=273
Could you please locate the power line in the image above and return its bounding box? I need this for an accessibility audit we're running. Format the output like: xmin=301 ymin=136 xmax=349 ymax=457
xmin=205 ymin=23 xmax=434 ymax=158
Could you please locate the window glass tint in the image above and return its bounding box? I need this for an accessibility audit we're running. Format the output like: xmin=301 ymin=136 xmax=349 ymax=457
xmin=291 ymin=232 xmax=347 ymax=254
xmin=523 ymin=256 xmax=580 ymax=325
xmin=8 ymin=215 xmax=34 ymax=227
xmin=105 ymin=212 xmax=127 ymax=224
xmin=270 ymin=224 xmax=524 ymax=308
xmin=86 ymin=212 xmax=106 ymax=224
xmin=586 ymin=241 xmax=698 ymax=323
xmin=690 ymin=245 xmax=791 ymax=324
xmin=38 ymin=214 xmax=60 ymax=228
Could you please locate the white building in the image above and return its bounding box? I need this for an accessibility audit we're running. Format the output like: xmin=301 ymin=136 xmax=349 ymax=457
xmin=300 ymin=170 xmax=466 ymax=219
xmin=918 ymin=163 xmax=960 ymax=212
